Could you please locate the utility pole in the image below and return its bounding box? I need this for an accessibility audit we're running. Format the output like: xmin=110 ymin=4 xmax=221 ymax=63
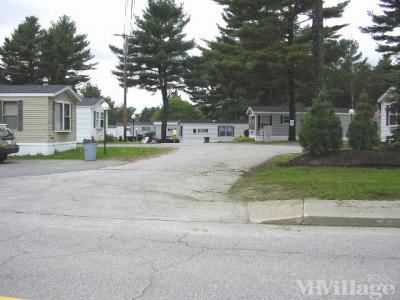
xmin=114 ymin=33 xmax=129 ymax=142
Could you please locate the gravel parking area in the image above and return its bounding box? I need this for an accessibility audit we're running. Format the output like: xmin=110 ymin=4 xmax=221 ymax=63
xmin=0 ymin=159 xmax=129 ymax=178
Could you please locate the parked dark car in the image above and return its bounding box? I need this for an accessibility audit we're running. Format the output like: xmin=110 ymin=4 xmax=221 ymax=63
xmin=0 ymin=124 xmax=19 ymax=162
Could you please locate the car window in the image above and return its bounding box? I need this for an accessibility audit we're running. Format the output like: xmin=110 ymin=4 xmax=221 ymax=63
xmin=0 ymin=126 xmax=13 ymax=137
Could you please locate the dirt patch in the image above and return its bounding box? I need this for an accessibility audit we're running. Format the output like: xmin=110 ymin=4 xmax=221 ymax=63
xmin=285 ymin=150 xmax=400 ymax=167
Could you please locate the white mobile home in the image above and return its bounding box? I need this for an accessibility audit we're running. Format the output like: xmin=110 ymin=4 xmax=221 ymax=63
xmin=107 ymin=123 xmax=156 ymax=139
xmin=179 ymin=121 xmax=248 ymax=143
xmin=76 ymin=98 xmax=107 ymax=142
xmin=137 ymin=120 xmax=248 ymax=142
xmin=246 ymin=106 xmax=352 ymax=142
xmin=378 ymin=87 xmax=399 ymax=141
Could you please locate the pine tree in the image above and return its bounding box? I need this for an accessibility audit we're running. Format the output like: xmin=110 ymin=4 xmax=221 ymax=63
xmin=186 ymin=0 xmax=348 ymax=138
xmin=111 ymin=0 xmax=194 ymax=141
xmin=327 ymin=39 xmax=372 ymax=108
xmin=40 ymin=15 xmax=96 ymax=87
xmin=361 ymin=0 xmax=400 ymax=63
xmin=312 ymin=0 xmax=325 ymax=97
xmin=0 ymin=16 xmax=43 ymax=84
xmin=347 ymin=94 xmax=379 ymax=151
xmin=79 ymin=82 xmax=102 ymax=98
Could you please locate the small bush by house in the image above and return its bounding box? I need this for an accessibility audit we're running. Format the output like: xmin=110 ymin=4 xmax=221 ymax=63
xmin=298 ymin=97 xmax=343 ymax=157
xmin=233 ymin=135 xmax=255 ymax=143
xmin=347 ymin=99 xmax=379 ymax=151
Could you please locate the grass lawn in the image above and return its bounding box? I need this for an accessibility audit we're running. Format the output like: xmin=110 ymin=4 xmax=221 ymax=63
xmin=230 ymin=154 xmax=400 ymax=201
xmin=10 ymin=147 xmax=171 ymax=161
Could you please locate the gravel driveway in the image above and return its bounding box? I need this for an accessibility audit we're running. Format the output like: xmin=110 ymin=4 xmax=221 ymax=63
xmin=2 ymin=144 xmax=400 ymax=300
xmin=0 ymin=143 xmax=301 ymax=223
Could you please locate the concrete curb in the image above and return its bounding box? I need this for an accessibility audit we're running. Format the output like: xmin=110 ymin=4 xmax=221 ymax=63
xmin=247 ymin=199 xmax=400 ymax=228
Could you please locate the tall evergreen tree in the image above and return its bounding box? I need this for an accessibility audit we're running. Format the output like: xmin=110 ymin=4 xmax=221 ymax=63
xmin=326 ymin=39 xmax=372 ymax=108
xmin=0 ymin=16 xmax=43 ymax=84
xmin=361 ymin=0 xmax=400 ymax=63
xmin=186 ymin=0 xmax=348 ymax=139
xmin=40 ymin=15 xmax=96 ymax=87
xmin=79 ymin=82 xmax=102 ymax=98
xmin=312 ymin=0 xmax=325 ymax=97
xmin=111 ymin=0 xmax=194 ymax=141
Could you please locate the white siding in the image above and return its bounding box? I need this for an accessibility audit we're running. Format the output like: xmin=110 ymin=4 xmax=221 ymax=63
xmin=91 ymin=102 xmax=107 ymax=141
xmin=76 ymin=107 xmax=91 ymax=142
xmin=76 ymin=101 xmax=107 ymax=142
xmin=380 ymin=102 xmax=397 ymax=141
xmin=181 ymin=123 xmax=248 ymax=143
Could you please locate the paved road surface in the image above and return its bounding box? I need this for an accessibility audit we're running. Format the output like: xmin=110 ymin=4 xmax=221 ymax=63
xmin=1 ymin=144 xmax=399 ymax=299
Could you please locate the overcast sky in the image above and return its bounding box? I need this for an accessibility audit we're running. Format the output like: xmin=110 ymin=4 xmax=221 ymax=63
xmin=0 ymin=0 xmax=383 ymax=112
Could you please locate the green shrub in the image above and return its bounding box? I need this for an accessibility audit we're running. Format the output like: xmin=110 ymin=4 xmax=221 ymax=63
xmin=105 ymin=134 xmax=116 ymax=142
xmin=233 ymin=135 xmax=255 ymax=143
xmin=146 ymin=131 xmax=156 ymax=138
xmin=298 ymin=98 xmax=343 ymax=156
xmin=347 ymin=101 xmax=379 ymax=151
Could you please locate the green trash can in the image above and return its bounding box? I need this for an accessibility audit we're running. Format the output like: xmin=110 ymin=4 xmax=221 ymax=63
xmin=204 ymin=137 xmax=210 ymax=143
xmin=83 ymin=140 xmax=97 ymax=161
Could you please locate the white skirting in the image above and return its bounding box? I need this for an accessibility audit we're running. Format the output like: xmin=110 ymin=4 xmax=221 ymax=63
xmin=252 ymin=135 xmax=289 ymax=142
xmin=13 ymin=142 xmax=77 ymax=156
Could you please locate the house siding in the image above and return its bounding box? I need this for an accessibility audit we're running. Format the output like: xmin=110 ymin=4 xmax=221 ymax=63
xmin=248 ymin=108 xmax=351 ymax=140
xmin=380 ymin=102 xmax=397 ymax=141
xmin=0 ymin=96 xmax=49 ymax=143
xmin=181 ymin=123 xmax=248 ymax=142
xmin=77 ymin=107 xmax=92 ymax=142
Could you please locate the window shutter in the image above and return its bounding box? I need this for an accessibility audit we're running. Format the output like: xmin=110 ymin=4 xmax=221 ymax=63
xmin=270 ymin=115 xmax=273 ymax=126
xmin=69 ymin=103 xmax=72 ymax=131
xmin=52 ymin=101 xmax=55 ymax=131
xmin=386 ymin=106 xmax=389 ymax=126
xmin=17 ymin=100 xmax=23 ymax=131
xmin=280 ymin=115 xmax=283 ymax=124
xmin=0 ymin=101 xmax=3 ymax=123
xmin=94 ymin=111 xmax=96 ymax=128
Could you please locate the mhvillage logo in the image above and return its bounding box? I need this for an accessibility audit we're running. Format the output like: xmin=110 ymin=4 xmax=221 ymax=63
xmin=296 ymin=275 xmax=396 ymax=299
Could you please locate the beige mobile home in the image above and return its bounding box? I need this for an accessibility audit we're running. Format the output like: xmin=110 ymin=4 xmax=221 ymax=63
xmin=0 ymin=85 xmax=81 ymax=155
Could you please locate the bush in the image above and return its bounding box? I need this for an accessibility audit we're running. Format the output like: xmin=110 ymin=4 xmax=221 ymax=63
xmin=146 ymin=131 xmax=156 ymax=138
xmin=105 ymin=134 xmax=116 ymax=142
xmin=233 ymin=135 xmax=255 ymax=143
xmin=298 ymin=98 xmax=343 ymax=156
xmin=347 ymin=101 xmax=379 ymax=151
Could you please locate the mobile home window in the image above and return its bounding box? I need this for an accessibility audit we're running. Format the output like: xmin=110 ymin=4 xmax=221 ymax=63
xmin=3 ymin=102 xmax=18 ymax=129
xmin=55 ymin=102 xmax=71 ymax=132
xmin=387 ymin=106 xmax=399 ymax=126
xmin=94 ymin=111 xmax=104 ymax=128
xmin=280 ymin=115 xmax=290 ymax=124
xmin=198 ymin=128 xmax=208 ymax=133
xmin=218 ymin=126 xmax=234 ymax=137
xmin=260 ymin=115 xmax=272 ymax=126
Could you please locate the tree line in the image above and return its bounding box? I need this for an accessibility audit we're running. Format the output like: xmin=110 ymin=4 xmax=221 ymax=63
xmin=110 ymin=0 xmax=399 ymax=141
xmin=0 ymin=0 xmax=398 ymax=142
xmin=0 ymin=15 xmax=95 ymax=86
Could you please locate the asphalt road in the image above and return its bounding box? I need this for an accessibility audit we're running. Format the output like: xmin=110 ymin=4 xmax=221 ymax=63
xmin=0 ymin=144 xmax=399 ymax=299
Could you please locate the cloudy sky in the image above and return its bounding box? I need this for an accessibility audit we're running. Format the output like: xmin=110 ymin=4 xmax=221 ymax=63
xmin=0 ymin=0 xmax=383 ymax=112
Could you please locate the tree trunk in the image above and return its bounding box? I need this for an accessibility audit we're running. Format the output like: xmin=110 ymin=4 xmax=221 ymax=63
xmin=161 ymin=83 xmax=169 ymax=142
xmin=312 ymin=0 xmax=325 ymax=98
xmin=287 ymin=16 xmax=296 ymax=141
